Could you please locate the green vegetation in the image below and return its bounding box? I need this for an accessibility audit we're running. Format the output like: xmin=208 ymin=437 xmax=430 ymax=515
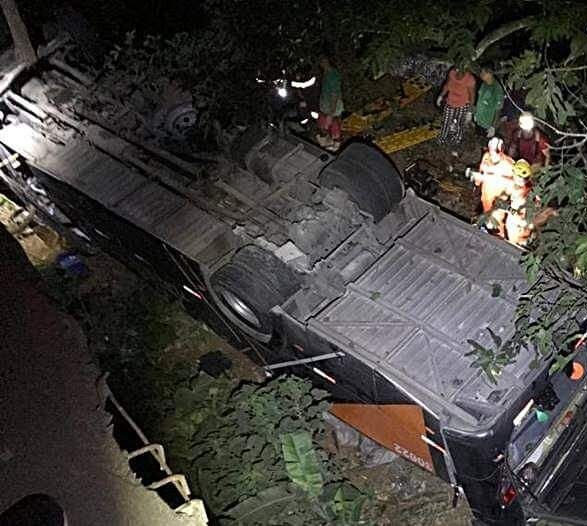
xmin=41 ymin=264 xmax=369 ymax=525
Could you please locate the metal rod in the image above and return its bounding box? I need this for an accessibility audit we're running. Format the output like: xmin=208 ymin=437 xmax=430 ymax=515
xmin=264 ymin=351 xmax=344 ymax=371
xmin=148 ymin=475 xmax=191 ymax=500
xmin=128 ymin=444 xmax=167 ymax=470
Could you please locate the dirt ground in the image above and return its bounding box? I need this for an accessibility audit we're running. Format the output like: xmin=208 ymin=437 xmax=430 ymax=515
xmin=0 ymin=194 xmax=65 ymax=264
xmin=338 ymin=447 xmax=473 ymax=525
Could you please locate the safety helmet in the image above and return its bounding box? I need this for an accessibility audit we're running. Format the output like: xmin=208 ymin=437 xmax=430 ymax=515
xmin=488 ymin=137 xmax=504 ymax=153
xmin=513 ymin=159 xmax=532 ymax=179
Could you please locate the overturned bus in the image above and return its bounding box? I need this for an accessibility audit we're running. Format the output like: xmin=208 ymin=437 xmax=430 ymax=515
xmin=0 ymin=42 xmax=586 ymax=526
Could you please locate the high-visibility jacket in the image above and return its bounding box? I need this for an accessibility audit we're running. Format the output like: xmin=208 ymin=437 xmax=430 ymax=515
xmin=506 ymin=210 xmax=532 ymax=246
xmin=505 ymin=180 xmax=532 ymax=245
xmin=475 ymin=152 xmax=515 ymax=213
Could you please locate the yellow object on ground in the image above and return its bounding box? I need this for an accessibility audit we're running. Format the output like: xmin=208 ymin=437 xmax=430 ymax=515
xmin=375 ymin=125 xmax=439 ymax=154
xmin=342 ymin=99 xmax=392 ymax=135
xmin=342 ymin=113 xmax=371 ymax=135
xmin=400 ymin=76 xmax=432 ymax=108
xmin=437 ymin=179 xmax=464 ymax=193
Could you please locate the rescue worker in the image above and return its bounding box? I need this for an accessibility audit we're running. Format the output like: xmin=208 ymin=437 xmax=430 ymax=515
xmin=317 ymin=56 xmax=343 ymax=152
xmin=504 ymin=159 xmax=558 ymax=246
xmin=505 ymin=159 xmax=533 ymax=246
xmin=292 ymin=65 xmax=318 ymax=126
xmin=508 ymin=112 xmax=551 ymax=170
xmin=471 ymin=137 xmax=514 ymax=237
xmin=474 ymin=67 xmax=504 ymax=138
xmin=437 ymin=66 xmax=476 ymax=148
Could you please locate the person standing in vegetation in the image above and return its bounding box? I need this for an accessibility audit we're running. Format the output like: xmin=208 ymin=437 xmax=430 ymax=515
xmin=317 ymin=56 xmax=343 ymax=151
xmin=474 ymin=67 xmax=504 ymax=138
xmin=436 ymin=66 xmax=476 ymax=148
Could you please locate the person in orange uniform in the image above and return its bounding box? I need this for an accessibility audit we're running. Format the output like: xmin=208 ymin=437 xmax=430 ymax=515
xmin=505 ymin=159 xmax=558 ymax=246
xmin=472 ymin=137 xmax=514 ymax=236
xmin=505 ymin=159 xmax=533 ymax=245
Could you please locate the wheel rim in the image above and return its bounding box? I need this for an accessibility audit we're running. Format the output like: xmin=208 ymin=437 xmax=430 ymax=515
xmin=218 ymin=288 xmax=261 ymax=328
xmin=165 ymin=103 xmax=198 ymax=138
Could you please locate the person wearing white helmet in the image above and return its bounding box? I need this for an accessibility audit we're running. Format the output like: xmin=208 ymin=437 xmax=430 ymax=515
xmin=471 ymin=137 xmax=514 ymax=237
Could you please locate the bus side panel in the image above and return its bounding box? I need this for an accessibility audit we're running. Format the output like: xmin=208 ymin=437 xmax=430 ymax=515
xmin=33 ymin=168 xmax=256 ymax=351
xmin=31 ymin=168 xmax=187 ymax=285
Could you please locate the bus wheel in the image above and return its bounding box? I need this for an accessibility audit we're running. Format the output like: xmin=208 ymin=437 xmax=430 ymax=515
xmin=320 ymin=141 xmax=405 ymax=222
xmin=209 ymin=245 xmax=299 ymax=341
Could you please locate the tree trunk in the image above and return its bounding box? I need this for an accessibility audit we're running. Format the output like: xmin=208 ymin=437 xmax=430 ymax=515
xmin=0 ymin=0 xmax=36 ymax=66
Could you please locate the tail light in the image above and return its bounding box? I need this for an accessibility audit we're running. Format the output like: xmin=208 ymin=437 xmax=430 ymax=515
xmin=499 ymin=484 xmax=518 ymax=508
xmin=498 ymin=469 xmax=518 ymax=508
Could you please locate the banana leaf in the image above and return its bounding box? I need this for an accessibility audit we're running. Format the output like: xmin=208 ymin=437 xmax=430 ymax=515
xmin=280 ymin=431 xmax=324 ymax=497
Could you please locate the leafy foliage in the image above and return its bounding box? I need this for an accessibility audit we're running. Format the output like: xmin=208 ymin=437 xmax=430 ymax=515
xmin=466 ymin=329 xmax=518 ymax=384
xmin=53 ymin=272 xmax=368 ymax=525
xmin=224 ymin=486 xmax=299 ymax=524
xmin=281 ymin=431 xmax=324 ymax=497
xmin=164 ymin=372 xmax=369 ymax=525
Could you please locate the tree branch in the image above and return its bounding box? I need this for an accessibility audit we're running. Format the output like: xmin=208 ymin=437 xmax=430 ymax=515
xmin=0 ymin=0 xmax=36 ymax=66
xmin=472 ymin=17 xmax=536 ymax=62
xmin=502 ymin=83 xmax=587 ymax=139
xmin=546 ymin=65 xmax=587 ymax=72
